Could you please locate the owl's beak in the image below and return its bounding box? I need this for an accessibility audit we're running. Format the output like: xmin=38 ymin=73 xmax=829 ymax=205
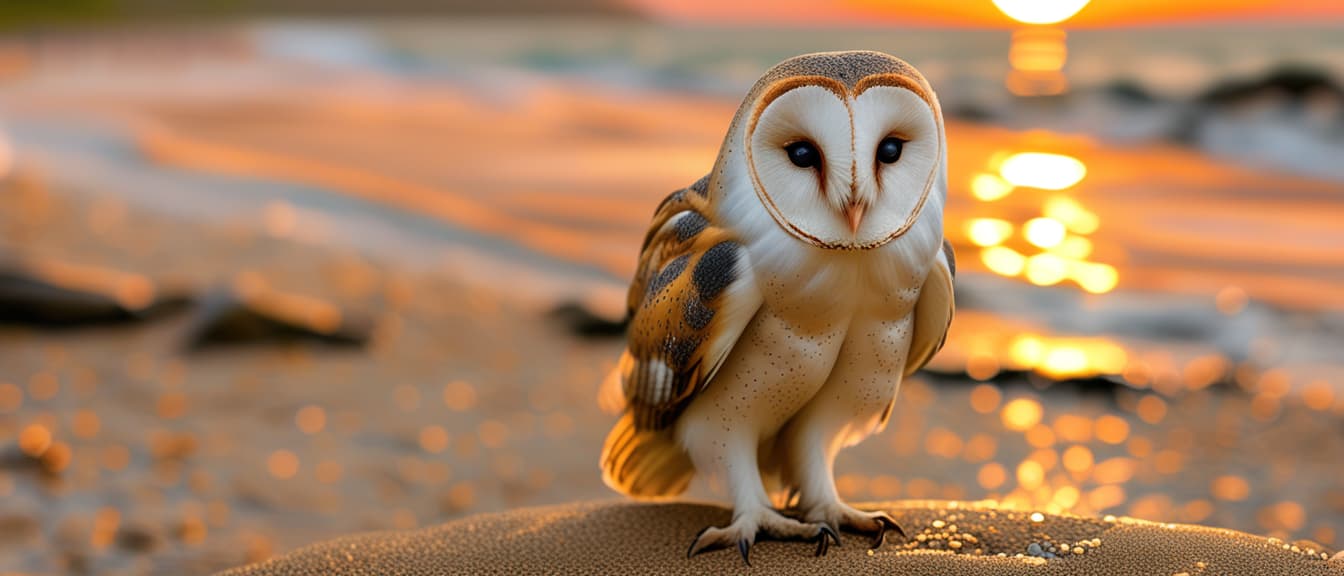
xmin=844 ymin=201 xmax=866 ymax=234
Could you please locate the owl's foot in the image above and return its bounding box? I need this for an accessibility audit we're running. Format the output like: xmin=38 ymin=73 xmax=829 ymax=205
xmin=803 ymin=502 xmax=904 ymax=550
xmin=687 ymin=508 xmax=841 ymax=565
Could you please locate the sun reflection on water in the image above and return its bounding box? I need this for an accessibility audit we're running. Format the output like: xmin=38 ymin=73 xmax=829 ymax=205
xmin=966 ymin=150 xmax=1119 ymax=294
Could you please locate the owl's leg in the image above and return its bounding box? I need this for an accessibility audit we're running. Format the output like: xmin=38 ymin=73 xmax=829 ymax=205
xmin=683 ymin=429 xmax=840 ymax=565
xmin=780 ymin=410 xmax=905 ymax=549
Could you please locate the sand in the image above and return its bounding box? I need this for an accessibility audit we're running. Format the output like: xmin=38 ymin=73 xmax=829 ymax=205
xmin=218 ymin=499 xmax=1343 ymax=575
xmin=3 ymin=26 xmax=1344 ymax=576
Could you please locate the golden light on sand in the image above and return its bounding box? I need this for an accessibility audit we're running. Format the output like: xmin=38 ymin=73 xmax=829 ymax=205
xmin=295 ymin=405 xmax=326 ymax=435
xmin=1026 ymin=424 xmax=1056 ymax=448
xmin=970 ymin=172 xmax=1015 ymax=201
xmin=0 ymin=382 xmax=21 ymax=412
xmin=419 ymin=425 xmax=450 ymax=454
xmin=1053 ymin=414 xmax=1093 ymax=443
xmin=1212 ymin=475 xmax=1251 ymax=501
xmin=1095 ymin=415 xmax=1130 ymax=445
xmin=315 ymin=461 xmax=343 ymax=484
xmin=1001 ymin=398 xmax=1044 ymax=431
xmin=1017 ymin=460 xmax=1045 ymax=489
xmin=443 ymin=380 xmax=478 ymax=412
xmin=1000 ymin=153 xmax=1087 ymax=190
xmin=1136 ymin=395 xmax=1168 ymax=424
xmin=1024 ymin=217 xmax=1066 ymax=248
xmin=267 ymin=450 xmax=300 ymax=479
xmin=1088 ymin=485 xmax=1126 ymax=511
xmin=73 ymin=410 xmax=102 ymax=438
xmin=1093 ymin=457 xmax=1135 ymax=484
xmin=91 ymin=507 xmax=121 ymax=550
xmin=981 ymin=246 xmax=1027 ymax=276
xmin=969 ymin=384 xmax=1003 ymax=414
xmin=967 ymin=218 xmax=1014 ymax=247
xmin=18 ymin=424 xmax=52 ymax=456
xmin=992 ymin=0 xmax=1090 ymax=25
xmin=1053 ymin=485 xmax=1081 ymax=509
xmin=978 ymin=462 xmax=1007 ymax=490
xmin=1062 ymin=445 xmax=1094 ymax=473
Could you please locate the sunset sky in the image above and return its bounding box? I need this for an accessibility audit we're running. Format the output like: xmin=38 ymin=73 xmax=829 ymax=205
xmin=625 ymin=0 xmax=1344 ymax=28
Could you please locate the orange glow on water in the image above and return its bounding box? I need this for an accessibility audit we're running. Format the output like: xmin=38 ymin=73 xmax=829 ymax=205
xmin=1024 ymin=218 xmax=1067 ymax=249
xmin=965 ymin=149 xmax=1120 ymax=295
xmin=1000 ymin=153 xmax=1088 ymax=191
xmin=970 ymin=173 xmax=1014 ymax=201
xmin=981 ymin=246 xmax=1027 ymax=276
xmin=967 ymin=218 xmax=1014 ymax=247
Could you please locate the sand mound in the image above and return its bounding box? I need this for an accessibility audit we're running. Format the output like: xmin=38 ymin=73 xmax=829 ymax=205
xmin=218 ymin=500 xmax=1343 ymax=575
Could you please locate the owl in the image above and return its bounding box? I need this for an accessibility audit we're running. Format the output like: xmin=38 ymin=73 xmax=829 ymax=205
xmin=599 ymin=51 xmax=955 ymax=564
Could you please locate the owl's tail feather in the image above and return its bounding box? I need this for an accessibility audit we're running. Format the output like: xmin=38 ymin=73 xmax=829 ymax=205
xmin=600 ymin=412 xmax=694 ymax=498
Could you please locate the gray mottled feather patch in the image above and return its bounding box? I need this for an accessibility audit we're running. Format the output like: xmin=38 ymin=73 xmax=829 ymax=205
xmin=673 ymin=212 xmax=709 ymax=242
xmin=646 ymin=254 xmax=689 ymax=299
xmin=692 ymin=242 xmax=739 ymax=300
xmin=665 ymin=336 xmax=699 ymax=369
xmin=688 ymin=174 xmax=710 ymax=197
xmin=682 ymin=296 xmax=715 ymax=330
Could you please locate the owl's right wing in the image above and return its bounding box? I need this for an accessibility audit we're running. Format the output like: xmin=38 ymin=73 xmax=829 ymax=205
xmin=906 ymin=239 xmax=956 ymax=376
xmin=605 ymin=178 xmax=763 ymax=431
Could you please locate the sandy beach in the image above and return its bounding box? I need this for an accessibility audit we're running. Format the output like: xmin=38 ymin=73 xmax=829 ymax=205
xmin=0 ymin=22 xmax=1341 ymax=575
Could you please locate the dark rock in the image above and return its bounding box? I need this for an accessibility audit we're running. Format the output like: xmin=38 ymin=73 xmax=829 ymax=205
xmin=547 ymin=301 xmax=627 ymax=339
xmin=946 ymin=103 xmax=996 ymax=122
xmin=1196 ymin=65 xmax=1343 ymax=107
xmin=0 ymin=260 xmax=192 ymax=327
xmin=180 ymin=284 xmax=374 ymax=350
xmin=117 ymin=524 xmax=159 ymax=553
xmin=1102 ymin=79 xmax=1161 ymax=106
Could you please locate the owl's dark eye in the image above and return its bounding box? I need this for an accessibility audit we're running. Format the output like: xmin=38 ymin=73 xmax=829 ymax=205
xmin=785 ymin=141 xmax=822 ymax=169
xmin=876 ymin=137 xmax=905 ymax=164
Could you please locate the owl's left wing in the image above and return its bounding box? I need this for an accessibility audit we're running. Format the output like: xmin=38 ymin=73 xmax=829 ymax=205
xmin=906 ymin=239 xmax=955 ymax=375
xmin=604 ymin=180 xmax=763 ymax=430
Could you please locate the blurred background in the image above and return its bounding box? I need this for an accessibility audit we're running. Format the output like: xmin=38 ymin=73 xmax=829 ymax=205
xmin=1 ymin=1 xmax=1342 ymax=574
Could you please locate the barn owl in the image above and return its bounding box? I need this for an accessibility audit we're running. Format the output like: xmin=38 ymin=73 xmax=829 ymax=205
xmin=599 ymin=51 xmax=954 ymax=564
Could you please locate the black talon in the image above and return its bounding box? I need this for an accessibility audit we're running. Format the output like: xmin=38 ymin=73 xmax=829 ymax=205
xmin=871 ymin=514 xmax=905 ymax=550
xmin=738 ymin=539 xmax=752 ymax=567
xmin=815 ymin=533 xmax=830 ymax=557
xmin=687 ymin=527 xmax=712 ymax=559
xmin=820 ymin=524 xmax=842 ymax=547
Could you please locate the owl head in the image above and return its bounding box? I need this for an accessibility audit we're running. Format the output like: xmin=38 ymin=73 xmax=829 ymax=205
xmin=714 ymin=51 xmax=947 ymax=251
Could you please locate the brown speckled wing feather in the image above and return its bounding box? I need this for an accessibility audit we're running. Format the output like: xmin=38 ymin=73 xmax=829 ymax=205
xmin=906 ymin=239 xmax=955 ymax=376
xmin=616 ymin=178 xmax=762 ymax=431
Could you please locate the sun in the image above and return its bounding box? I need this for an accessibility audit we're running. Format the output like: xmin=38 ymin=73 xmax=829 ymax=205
xmin=991 ymin=0 xmax=1091 ymax=25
